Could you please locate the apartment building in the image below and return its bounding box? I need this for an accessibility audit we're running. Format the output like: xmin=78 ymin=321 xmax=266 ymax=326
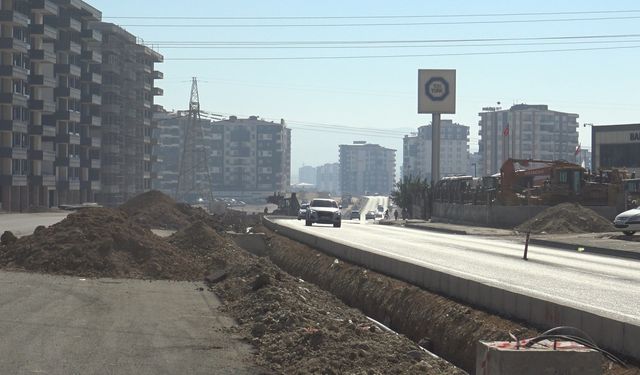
xmin=339 ymin=141 xmax=395 ymax=196
xmin=316 ymin=162 xmax=340 ymax=195
xmin=0 ymin=0 xmax=162 ymax=211
xmin=154 ymin=114 xmax=291 ymax=201
xmin=478 ymin=104 xmax=579 ymax=176
xmin=0 ymin=0 xmax=102 ymax=211
xmin=93 ymin=22 xmax=163 ymax=206
xmin=402 ymin=119 xmax=470 ymax=182
xmin=298 ymin=165 xmax=316 ymax=185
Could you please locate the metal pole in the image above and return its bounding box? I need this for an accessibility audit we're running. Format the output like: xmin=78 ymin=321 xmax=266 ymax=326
xmin=523 ymin=232 xmax=530 ymax=260
xmin=431 ymin=113 xmax=441 ymax=185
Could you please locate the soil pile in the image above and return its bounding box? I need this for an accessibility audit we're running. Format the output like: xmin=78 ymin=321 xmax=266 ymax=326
xmin=516 ymin=203 xmax=616 ymax=234
xmin=120 ymin=190 xmax=216 ymax=230
xmin=211 ymin=254 xmax=464 ymax=374
xmin=119 ymin=190 xmax=258 ymax=232
xmin=0 ymin=208 xmax=211 ymax=280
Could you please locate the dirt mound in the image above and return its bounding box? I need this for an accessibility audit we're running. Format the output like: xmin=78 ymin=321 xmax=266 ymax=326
xmin=0 ymin=208 xmax=211 ymax=280
xmin=212 ymin=255 xmax=463 ymax=374
xmin=119 ymin=190 xmax=213 ymax=230
xmin=516 ymin=203 xmax=616 ymax=234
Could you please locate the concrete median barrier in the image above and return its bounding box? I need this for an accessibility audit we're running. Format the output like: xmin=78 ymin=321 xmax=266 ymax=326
xmin=264 ymin=217 xmax=640 ymax=361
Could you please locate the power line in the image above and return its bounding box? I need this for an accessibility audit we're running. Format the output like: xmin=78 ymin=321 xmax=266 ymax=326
xmin=146 ymin=33 xmax=640 ymax=45
xmin=156 ymin=39 xmax=640 ymax=49
xmin=119 ymin=15 xmax=640 ymax=28
xmin=105 ymin=9 xmax=640 ymax=20
xmin=163 ymin=44 xmax=640 ymax=61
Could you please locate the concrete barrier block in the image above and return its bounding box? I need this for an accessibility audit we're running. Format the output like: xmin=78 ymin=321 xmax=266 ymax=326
xmin=559 ymin=306 xmax=582 ymax=331
xmin=623 ymin=322 xmax=640 ymax=359
xmin=467 ymin=280 xmax=481 ymax=307
xmin=581 ymin=311 xmax=604 ymax=345
xmin=515 ymin=293 xmax=531 ymax=323
xmin=599 ymin=318 xmax=624 ymax=355
xmin=477 ymin=283 xmax=493 ymax=312
xmin=450 ymin=276 xmax=469 ymax=302
xmin=501 ymin=289 xmax=518 ymax=319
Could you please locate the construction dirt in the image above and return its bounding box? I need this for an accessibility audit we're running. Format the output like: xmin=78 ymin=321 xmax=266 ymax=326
xmin=516 ymin=202 xmax=616 ymax=234
xmin=2 ymin=188 xmax=638 ymax=374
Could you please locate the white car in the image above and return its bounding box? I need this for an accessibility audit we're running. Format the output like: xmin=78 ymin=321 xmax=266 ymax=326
xmin=305 ymin=198 xmax=342 ymax=228
xmin=613 ymin=207 xmax=640 ymax=236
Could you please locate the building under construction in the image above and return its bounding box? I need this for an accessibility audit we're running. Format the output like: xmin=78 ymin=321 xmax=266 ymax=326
xmin=0 ymin=0 xmax=163 ymax=211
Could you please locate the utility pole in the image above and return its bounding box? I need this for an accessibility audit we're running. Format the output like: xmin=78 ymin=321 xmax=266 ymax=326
xmin=175 ymin=77 xmax=215 ymax=211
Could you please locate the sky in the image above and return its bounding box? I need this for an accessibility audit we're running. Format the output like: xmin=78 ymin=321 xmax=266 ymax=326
xmin=91 ymin=0 xmax=640 ymax=181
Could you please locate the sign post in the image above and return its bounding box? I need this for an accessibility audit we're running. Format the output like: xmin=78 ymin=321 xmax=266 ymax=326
xmin=418 ymin=69 xmax=456 ymax=185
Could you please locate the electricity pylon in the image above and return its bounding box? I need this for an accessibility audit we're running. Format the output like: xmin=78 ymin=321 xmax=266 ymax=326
xmin=175 ymin=77 xmax=215 ymax=210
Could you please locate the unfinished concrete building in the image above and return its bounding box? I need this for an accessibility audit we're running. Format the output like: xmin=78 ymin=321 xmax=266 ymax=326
xmin=0 ymin=0 xmax=162 ymax=211
xmin=92 ymin=22 xmax=163 ymax=207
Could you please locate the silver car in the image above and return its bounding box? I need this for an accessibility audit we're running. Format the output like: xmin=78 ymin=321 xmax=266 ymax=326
xmin=613 ymin=206 xmax=640 ymax=236
xmin=305 ymin=198 xmax=342 ymax=228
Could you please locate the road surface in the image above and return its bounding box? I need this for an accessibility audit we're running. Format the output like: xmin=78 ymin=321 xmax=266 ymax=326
xmin=355 ymin=196 xmax=390 ymax=221
xmin=0 ymin=271 xmax=262 ymax=375
xmin=0 ymin=212 xmax=70 ymax=237
xmin=272 ymin=217 xmax=640 ymax=325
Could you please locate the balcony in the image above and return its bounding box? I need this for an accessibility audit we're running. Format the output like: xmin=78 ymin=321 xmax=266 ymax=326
xmin=81 ymin=71 xmax=102 ymax=84
xmin=152 ymin=87 xmax=164 ymax=96
xmin=81 ymin=136 xmax=101 ymax=148
xmin=0 ymin=93 xmax=28 ymax=107
xmin=54 ymin=63 xmax=81 ymax=77
xmin=81 ymin=115 xmax=101 ymax=127
xmin=81 ymin=93 xmax=101 ymax=105
xmin=143 ymin=82 xmax=151 ymax=91
xmin=0 ymin=38 xmax=29 ymax=53
xmin=29 ymin=24 xmax=58 ymax=41
xmin=55 ymin=39 xmax=81 ymax=55
xmin=0 ymin=10 xmax=30 ymax=27
xmin=1 ymin=119 xmax=27 ymax=133
xmin=28 ymin=99 xmax=57 ymax=114
xmin=29 ymin=49 xmax=56 ymax=63
xmin=153 ymin=104 xmax=164 ymax=112
xmin=54 ymin=87 xmax=81 ymax=99
xmin=153 ymin=71 xmax=163 ymax=79
xmin=56 ymin=14 xmax=81 ymax=32
xmin=0 ymin=66 xmax=29 ymax=80
xmin=0 ymin=175 xmax=27 ymax=187
xmin=81 ymin=49 xmax=102 ymax=63
xmin=55 ymin=110 xmax=81 ymax=123
xmin=43 ymin=150 xmax=56 ymax=162
xmin=29 ymin=74 xmax=57 ymax=87
xmin=42 ymin=124 xmax=56 ymax=138
xmin=81 ymin=29 xmax=102 ymax=42
xmin=31 ymin=0 xmax=59 ymax=16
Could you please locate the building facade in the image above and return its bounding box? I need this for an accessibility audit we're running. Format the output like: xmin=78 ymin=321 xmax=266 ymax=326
xmin=478 ymin=104 xmax=579 ymax=176
xmin=0 ymin=0 xmax=163 ymax=211
xmin=154 ymin=114 xmax=291 ymax=201
xmin=592 ymin=124 xmax=640 ymax=176
xmin=93 ymin=22 xmax=163 ymax=207
xmin=402 ymin=119 xmax=470 ymax=182
xmin=339 ymin=141 xmax=395 ymax=196
xmin=298 ymin=165 xmax=316 ymax=185
xmin=316 ymin=162 xmax=340 ymax=195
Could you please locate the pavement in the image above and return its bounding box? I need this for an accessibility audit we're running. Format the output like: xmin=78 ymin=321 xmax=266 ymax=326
xmin=379 ymin=218 xmax=640 ymax=260
xmin=0 ymin=271 xmax=263 ymax=375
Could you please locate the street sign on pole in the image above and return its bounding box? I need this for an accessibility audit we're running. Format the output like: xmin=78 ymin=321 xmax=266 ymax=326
xmin=417 ymin=69 xmax=457 ymax=185
xmin=418 ymin=69 xmax=456 ymax=114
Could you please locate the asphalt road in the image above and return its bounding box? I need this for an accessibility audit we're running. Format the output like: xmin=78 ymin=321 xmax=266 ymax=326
xmin=273 ymin=217 xmax=640 ymax=325
xmin=356 ymin=196 xmax=390 ymax=220
xmin=0 ymin=271 xmax=262 ymax=375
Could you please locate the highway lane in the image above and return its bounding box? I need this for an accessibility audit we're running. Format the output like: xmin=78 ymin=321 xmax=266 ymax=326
xmin=273 ymin=217 xmax=640 ymax=325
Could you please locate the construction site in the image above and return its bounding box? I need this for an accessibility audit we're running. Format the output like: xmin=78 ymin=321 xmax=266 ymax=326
xmin=1 ymin=189 xmax=639 ymax=374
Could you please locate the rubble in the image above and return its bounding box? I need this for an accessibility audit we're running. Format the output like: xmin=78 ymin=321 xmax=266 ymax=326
xmin=516 ymin=203 xmax=616 ymax=234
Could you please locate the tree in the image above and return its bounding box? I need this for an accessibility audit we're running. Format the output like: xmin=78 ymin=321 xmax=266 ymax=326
xmin=390 ymin=175 xmax=430 ymax=219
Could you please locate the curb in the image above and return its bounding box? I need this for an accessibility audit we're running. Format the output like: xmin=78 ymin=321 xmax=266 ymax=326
xmin=528 ymin=238 xmax=640 ymax=261
xmin=404 ymin=223 xmax=468 ymax=235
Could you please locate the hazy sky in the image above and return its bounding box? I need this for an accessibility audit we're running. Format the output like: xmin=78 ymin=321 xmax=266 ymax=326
xmin=91 ymin=1 xmax=640 ymax=179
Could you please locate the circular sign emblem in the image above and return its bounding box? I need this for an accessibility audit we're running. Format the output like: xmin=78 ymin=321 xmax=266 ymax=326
xmin=425 ymin=77 xmax=450 ymax=102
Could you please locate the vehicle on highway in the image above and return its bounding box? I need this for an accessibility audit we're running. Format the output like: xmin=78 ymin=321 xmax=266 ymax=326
xmin=350 ymin=210 xmax=361 ymax=220
xmin=613 ymin=206 xmax=640 ymax=236
xmin=365 ymin=211 xmax=376 ymax=220
xmin=305 ymin=199 xmax=342 ymax=227
xmin=297 ymin=203 xmax=310 ymax=220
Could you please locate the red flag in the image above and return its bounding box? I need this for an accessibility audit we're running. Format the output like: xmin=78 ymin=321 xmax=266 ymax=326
xmin=575 ymin=143 xmax=581 ymax=156
xmin=502 ymin=125 xmax=509 ymax=137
